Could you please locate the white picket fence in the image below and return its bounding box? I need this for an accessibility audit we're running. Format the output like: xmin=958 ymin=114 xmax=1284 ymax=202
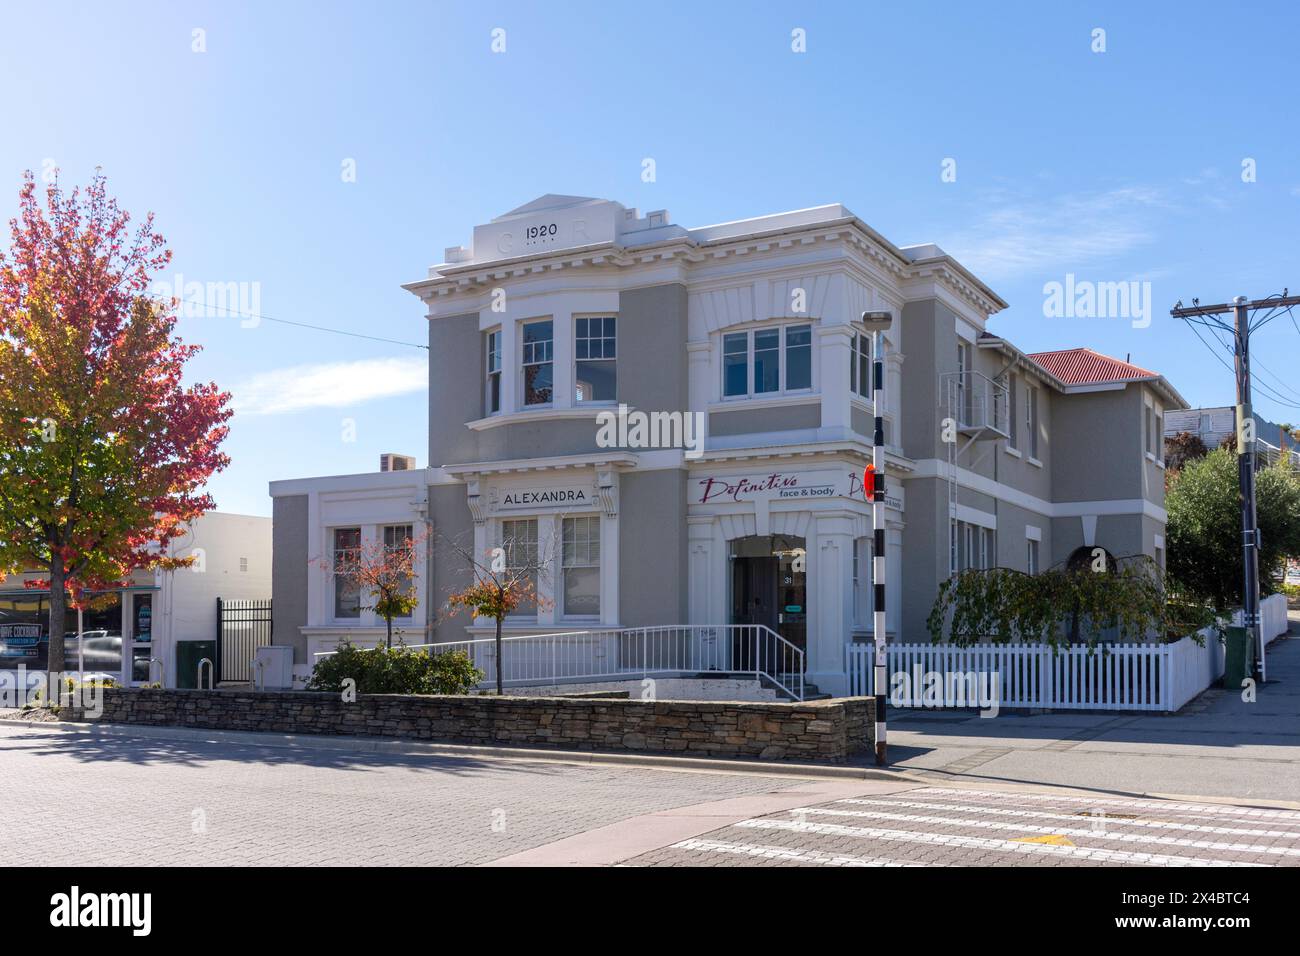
xmin=851 ymin=594 xmax=1290 ymax=714
xmin=1238 ymin=592 xmax=1290 ymax=648
xmin=847 ymin=630 xmax=1228 ymax=713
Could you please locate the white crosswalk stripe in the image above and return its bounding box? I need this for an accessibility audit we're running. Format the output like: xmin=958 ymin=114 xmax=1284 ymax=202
xmin=834 ymin=797 xmax=1300 ymax=839
xmin=733 ymin=817 xmax=1270 ymax=866
xmin=667 ymin=838 xmax=927 ymax=867
xmin=916 ymin=787 xmax=1300 ymax=824
xmin=792 ymin=806 xmax=1300 ymax=858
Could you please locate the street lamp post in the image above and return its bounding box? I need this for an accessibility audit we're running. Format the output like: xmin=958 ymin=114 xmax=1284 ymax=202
xmin=861 ymin=310 xmax=893 ymax=766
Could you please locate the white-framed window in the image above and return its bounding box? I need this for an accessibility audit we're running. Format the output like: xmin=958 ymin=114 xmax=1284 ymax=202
xmin=785 ymin=324 xmax=812 ymax=390
xmin=575 ymin=316 xmax=616 ymax=403
xmin=332 ymin=527 xmax=361 ymax=619
xmin=486 ymin=329 xmax=502 ymax=414
xmin=720 ymin=324 xmax=814 ymax=399
xmin=957 ymin=342 xmax=973 ymax=423
xmin=1025 ymin=384 xmax=1040 ymax=459
xmin=979 ymin=528 xmax=993 ymax=570
xmin=239 ymin=556 xmax=248 ymax=572
xmin=561 ymin=516 xmax=601 ymax=618
xmin=852 ymin=537 xmax=873 ymax=628
xmin=1027 ymin=538 xmax=1040 ymax=575
xmin=521 ymin=320 xmax=554 ymax=406
xmin=949 ymin=519 xmax=958 ymax=575
xmin=382 ymin=523 xmax=415 ymax=607
xmin=1144 ymin=401 xmax=1163 ymax=457
xmin=850 ymin=330 xmax=872 ymax=400
xmin=501 ymin=519 xmax=539 ymax=616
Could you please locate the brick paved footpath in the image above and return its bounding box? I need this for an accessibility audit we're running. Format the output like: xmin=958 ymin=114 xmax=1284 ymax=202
xmin=3 ymin=722 xmax=1298 ymax=867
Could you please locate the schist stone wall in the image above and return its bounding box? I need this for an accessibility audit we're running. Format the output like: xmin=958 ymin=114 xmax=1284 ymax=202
xmin=68 ymin=689 xmax=876 ymax=763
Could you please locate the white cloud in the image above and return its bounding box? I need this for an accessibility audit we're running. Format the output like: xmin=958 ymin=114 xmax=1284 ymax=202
xmin=231 ymin=356 xmax=427 ymax=416
xmin=944 ymin=186 xmax=1168 ymax=282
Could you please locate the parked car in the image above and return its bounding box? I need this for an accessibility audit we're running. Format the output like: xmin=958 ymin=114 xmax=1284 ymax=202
xmin=61 ymin=630 xmax=123 ymax=669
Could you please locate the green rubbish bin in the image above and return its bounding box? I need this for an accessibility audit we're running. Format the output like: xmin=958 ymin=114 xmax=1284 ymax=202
xmin=1221 ymin=626 xmax=1252 ymax=690
xmin=176 ymin=640 xmax=218 ymax=689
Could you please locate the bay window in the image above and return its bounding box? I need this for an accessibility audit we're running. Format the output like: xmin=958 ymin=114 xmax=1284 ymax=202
xmin=723 ymin=332 xmax=749 ymax=397
xmin=850 ymin=331 xmax=871 ymax=399
xmin=720 ymin=324 xmax=815 ymax=399
xmin=522 ymin=320 xmax=553 ymax=406
xmin=486 ymin=330 xmax=502 ymax=414
xmin=575 ymin=317 xmax=616 ymax=402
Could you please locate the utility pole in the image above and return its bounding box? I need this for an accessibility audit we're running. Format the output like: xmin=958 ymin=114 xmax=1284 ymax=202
xmin=1171 ymin=292 xmax=1300 ymax=684
xmin=1232 ymin=296 xmax=1263 ymax=684
xmin=861 ymin=310 xmax=893 ymax=765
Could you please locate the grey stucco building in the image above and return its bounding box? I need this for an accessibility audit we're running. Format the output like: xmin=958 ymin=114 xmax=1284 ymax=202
xmin=269 ymin=195 xmax=1186 ymax=696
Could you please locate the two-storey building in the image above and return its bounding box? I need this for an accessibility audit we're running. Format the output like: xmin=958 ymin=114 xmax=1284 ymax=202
xmin=269 ymin=194 xmax=1186 ymax=696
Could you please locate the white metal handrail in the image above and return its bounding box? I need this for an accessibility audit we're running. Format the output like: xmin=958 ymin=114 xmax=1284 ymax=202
xmin=312 ymin=625 xmax=806 ymax=700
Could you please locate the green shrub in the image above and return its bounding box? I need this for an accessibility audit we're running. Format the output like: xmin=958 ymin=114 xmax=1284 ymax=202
xmin=306 ymin=642 xmax=483 ymax=696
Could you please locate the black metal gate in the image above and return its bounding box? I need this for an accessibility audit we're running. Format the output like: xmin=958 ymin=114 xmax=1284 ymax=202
xmin=217 ymin=598 xmax=272 ymax=683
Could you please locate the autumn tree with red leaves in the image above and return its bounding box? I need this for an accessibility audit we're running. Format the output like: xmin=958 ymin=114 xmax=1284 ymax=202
xmin=0 ymin=170 xmax=232 ymax=676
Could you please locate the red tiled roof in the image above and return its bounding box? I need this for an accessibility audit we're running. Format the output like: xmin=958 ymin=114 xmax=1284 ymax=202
xmin=1026 ymin=347 xmax=1158 ymax=385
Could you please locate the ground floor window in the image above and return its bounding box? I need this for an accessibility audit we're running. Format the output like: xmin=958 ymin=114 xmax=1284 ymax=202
xmin=1027 ymin=538 xmax=1040 ymax=574
xmin=852 ymin=537 xmax=873 ymax=628
xmin=332 ymin=527 xmax=362 ymax=618
xmin=561 ymin=516 xmax=601 ymax=618
xmin=951 ymin=520 xmax=994 ymax=573
xmin=382 ymin=523 xmax=416 ymax=606
xmin=501 ymin=518 xmax=539 ymax=616
xmin=0 ymin=590 xmax=124 ymax=673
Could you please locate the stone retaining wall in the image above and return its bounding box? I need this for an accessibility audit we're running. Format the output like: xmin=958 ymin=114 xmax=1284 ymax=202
xmin=68 ymin=689 xmax=875 ymax=762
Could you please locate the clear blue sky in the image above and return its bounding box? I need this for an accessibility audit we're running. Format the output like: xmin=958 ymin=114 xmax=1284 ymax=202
xmin=4 ymin=0 xmax=1299 ymax=516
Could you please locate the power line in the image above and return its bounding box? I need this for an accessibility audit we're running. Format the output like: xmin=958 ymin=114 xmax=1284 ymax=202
xmin=146 ymin=293 xmax=429 ymax=351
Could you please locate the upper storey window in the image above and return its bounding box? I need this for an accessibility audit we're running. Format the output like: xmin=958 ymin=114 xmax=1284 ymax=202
xmin=486 ymin=329 xmax=502 ymax=414
xmin=522 ymin=320 xmax=554 ymax=406
xmin=722 ymin=324 xmax=813 ymax=399
xmin=575 ymin=317 xmax=616 ymax=403
xmin=849 ymin=330 xmax=872 ymax=400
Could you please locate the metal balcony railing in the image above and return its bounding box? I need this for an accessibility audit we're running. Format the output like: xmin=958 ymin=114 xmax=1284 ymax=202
xmin=941 ymin=371 xmax=1009 ymax=439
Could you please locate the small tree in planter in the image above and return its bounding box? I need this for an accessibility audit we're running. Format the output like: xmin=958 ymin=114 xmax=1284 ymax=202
xmin=442 ymin=533 xmax=555 ymax=696
xmin=318 ymin=527 xmax=429 ymax=649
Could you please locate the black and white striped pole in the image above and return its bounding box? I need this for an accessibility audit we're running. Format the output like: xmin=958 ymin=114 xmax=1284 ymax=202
xmin=861 ymin=310 xmax=892 ymax=766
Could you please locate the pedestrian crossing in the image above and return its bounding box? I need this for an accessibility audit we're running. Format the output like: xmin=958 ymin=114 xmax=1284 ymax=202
xmin=637 ymin=786 xmax=1300 ymax=867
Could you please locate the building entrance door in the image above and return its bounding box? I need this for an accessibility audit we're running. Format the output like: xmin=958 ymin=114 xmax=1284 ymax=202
xmin=729 ymin=535 xmax=807 ymax=668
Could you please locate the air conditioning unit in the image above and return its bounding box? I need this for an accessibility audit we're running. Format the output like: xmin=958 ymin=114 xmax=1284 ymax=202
xmin=380 ymin=453 xmax=416 ymax=472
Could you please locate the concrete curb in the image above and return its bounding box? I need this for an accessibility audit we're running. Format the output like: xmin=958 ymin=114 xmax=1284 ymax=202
xmin=0 ymin=717 xmax=913 ymax=783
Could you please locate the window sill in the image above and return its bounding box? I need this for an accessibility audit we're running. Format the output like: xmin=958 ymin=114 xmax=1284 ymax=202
xmin=1003 ymin=445 xmax=1022 ymax=459
xmin=710 ymin=393 xmax=820 ymax=413
xmin=1026 ymin=456 xmax=1043 ymax=469
xmin=466 ymin=406 xmax=631 ymax=431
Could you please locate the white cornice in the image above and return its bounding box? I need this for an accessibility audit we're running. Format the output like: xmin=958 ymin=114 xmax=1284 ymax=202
xmin=442 ymin=451 xmax=639 ymax=478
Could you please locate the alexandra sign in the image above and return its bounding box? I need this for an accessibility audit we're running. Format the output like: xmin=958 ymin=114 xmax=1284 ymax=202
xmin=495 ymin=485 xmax=594 ymax=510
